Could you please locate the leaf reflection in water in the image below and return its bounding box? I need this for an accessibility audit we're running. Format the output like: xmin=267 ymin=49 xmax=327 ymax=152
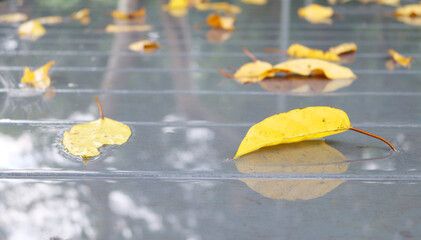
xmin=259 ymin=76 xmax=354 ymax=93
xmin=235 ymin=140 xmax=348 ymax=200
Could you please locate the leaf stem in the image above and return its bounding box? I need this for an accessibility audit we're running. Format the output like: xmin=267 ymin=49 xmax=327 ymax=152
xmin=94 ymin=96 xmax=104 ymax=119
xmin=264 ymin=48 xmax=288 ymax=54
xmin=243 ymin=47 xmax=258 ymax=62
xmin=349 ymin=127 xmax=396 ymax=151
xmin=218 ymin=67 xmax=234 ymax=78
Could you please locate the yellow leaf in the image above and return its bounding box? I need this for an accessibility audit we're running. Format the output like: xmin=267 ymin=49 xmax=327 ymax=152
xmin=298 ymin=4 xmax=333 ymax=24
xmin=129 ymin=40 xmax=161 ymax=52
xmin=234 ymin=106 xmax=396 ymax=158
xmin=396 ymin=16 xmax=421 ymax=25
xmin=287 ymin=43 xmax=340 ymax=61
xmin=36 ymin=16 xmax=63 ymax=25
xmin=162 ymin=0 xmax=189 ymax=17
xmin=105 ymin=24 xmax=153 ymax=33
xmin=241 ymin=0 xmax=267 ymax=5
xmin=233 ymin=61 xmax=273 ymax=83
xmin=270 ymin=58 xmax=357 ymax=79
xmin=235 ymin=141 xmax=348 ymax=200
xmin=388 ymin=49 xmax=412 ymax=68
xmin=259 ymin=76 xmax=354 ymax=93
xmin=18 ymin=20 xmax=46 ymax=40
xmin=195 ymin=2 xmax=241 ymax=14
xmin=79 ymin=16 xmax=90 ymax=25
xmin=21 ymin=61 xmax=55 ymax=89
xmin=328 ymin=42 xmax=357 ymax=55
xmin=71 ymin=8 xmax=90 ymax=20
xmin=206 ymin=13 xmax=235 ymax=30
xmin=0 ymin=13 xmax=28 ymax=23
xmin=395 ymin=4 xmax=421 ymax=17
xmin=63 ymin=97 xmax=131 ymax=158
xmin=112 ymin=7 xmax=146 ymax=20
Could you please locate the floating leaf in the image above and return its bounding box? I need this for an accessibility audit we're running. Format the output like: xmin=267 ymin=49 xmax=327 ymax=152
xmin=18 ymin=19 xmax=46 ymax=40
xmin=235 ymin=141 xmax=348 ymax=200
xmin=394 ymin=4 xmax=421 ymax=17
xmin=234 ymin=106 xmax=396 ymax=158
xmin=241 ymin=0 xmax=267 ymax=5
xmin=162 ymin=0 xmax=189 ymax=17
xmin=63 ymin=97 xmax=131 ymax=158
xmin=328 ymin=42 xmax=357 ymax=55
xmin=259 ymin=76 xmax=354 ymax=93
xmin=112 ymin=7 xmax=146 ymax=20
xmin=129 ymin=40 xmax=161 ymax=53
xmin=388 ymin=49 xmax=412 ymax=68
xmin=0 ymin=13 xmax=28 ymax=23
xmin=298 ymin=4 xmax=333 ymax=24
xmin=71 ymin=8 xmax=90 ymax=20
xmin=270 ymin=58 xmax=357 ymax=79
xmin=195 ymin=2 xmax=241 ymax=14
xmin=36 ymin=16 xmax=63 ymax=25
xmin=21 ymin=61 xmax=55 ymax=89
xmin=206 ymin=13 xmax=235 ymax=30
xmin=287 ymin=43 xmax=340 ymax=61
xmin=105 ymin=24 xmax=153 ymax=33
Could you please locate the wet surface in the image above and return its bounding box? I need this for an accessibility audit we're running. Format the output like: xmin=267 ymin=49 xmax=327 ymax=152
xmin=0 ymin=0 xmax=421 ymax=239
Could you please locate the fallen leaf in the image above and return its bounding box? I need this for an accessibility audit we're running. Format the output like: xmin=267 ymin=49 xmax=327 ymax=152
xmin=18 ymin=19 xmax=46 ymax=40
xmin=235 ymin=141 xmax=348 ymax=200
xmin=259 ymin=76 xmax=354 ymax=93
xmin=241 ymin=0 xmax=267 ymax=5
xmin=63 ymin=97 xmax=131 ymax=158
xmin=206 ymin=29 xmax=233 ymax=42
xmin=287 ymin=43 xmax=340 ymax=61
xmin=105 ymin=24 xmax=153 ymax=33
xmin=112 ymin=7 xmax=146 ymax=20
xmin=162 ymin=0 xmax=189 ymax=17
xmin=195 ymin=2 xmax=241 ymax=14
xmin=328 ymin=42 xmax=357 ymax=55
xmin=394 ymin=4 xmax=421 ymax=17
xmin=129 ymin=40 xmax=161 ymax=52
xmin=270 ymin=58 xmax=357 ymax=80
xmin=36 ymin=16 xmax=63 ymax=25
xmin=71 ymin=8 xmax=90 ymax=20
xmin=359 ymin=0 xmax=400 ymax=6
xmin=206 ymin=13 xmax=235 ymax=30
xmin=79 ymin=16 xmax=90 ymax=25
xmin=233 ymin=106 xmax=396 ymax=158
xmin=21 ymin=61 xmax=55 ymax=89
xmin=0 ymin=13 xmax=28 ymax=23
xmin=388 ymin=49 xmax=412 ymax=68
xmin=298 ymin=4 xmax=333 ymax=24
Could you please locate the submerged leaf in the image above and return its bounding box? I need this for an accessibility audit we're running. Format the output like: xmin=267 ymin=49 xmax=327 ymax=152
xmin=0 ymin=13 xmax=28 ymax=23
xmin=271 ymin=58 xmax=357 ymax=79
xmin=36 ymin=16 xmax=63 ymax=25
xmin=18 ymin=20 xmax=46 ymax=40
xmin=234 ymin=106 xmax=395 ymax=158
xmin=63 ymin=97 xmax=131 ymax=158
xmin=235 ymin=141 xmax=348 ymax=200
xmin=388 ymin=49 xmax=412 ymax=68
xmin=129 ymin=40 xmax=161 ymax=52
xmin=206 ymin=29 xmax=233 ymax=42
xmin=206 ymin=13 xmax=235 ymax=30
xmin=328 ymin=42 xmax=357 ymax=55
xmin=105 ymin=24 xmax=153 ymax=32
xmin=112 ymin=7 xmax=146 ymax=20
xmin=298 ymin=4 xmax=333 ymax=24
xmin=287 ymin=43 xmax=340 ymax=61
xmin=21 ymin=61 xmax=55 ymax=89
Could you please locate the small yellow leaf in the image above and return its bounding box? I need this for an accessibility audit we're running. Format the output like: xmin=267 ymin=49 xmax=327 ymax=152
xmin=233 ymin=61 xmax=274 ymax=83
xmin=234 ymin=107 xmax=351 ymax=158
xmin=395 ymin=4 xmax=421 ymax=17
xmin=388 ymin=49 xmax=412 ymax=68
xmin=287 ymin=43 xmax=340 ymax=61
xmin=328 ymin=42 xmax=357 ymax=55
xmin=36 ymin=16 xmax=63 ymax=25
xmin=105 ymin=24 xmax=153 ymax=33
xmin=206 ymin=13 xmax=235 ymax=30
xmin=18 ymin=20 xmax=46 ymax=40
xmin=79 ymin=17 xmax=90 ymax=25
xmin=195 ymin=2 xmax=241 ymax=14
xmin=21 ymin=61 xmax=55 ymax=89
xmin=235 ymin=141 xmax=348 ymax=200
xmin=271 ymin=58 xmax=357 ymax=79
xmin=241 ymin=0 xmax=267 ymax=5
xmin=0 ymin=13 xmax=28 ymax=23
xmin=162 ymin=0 xmax=189 ymax=17
xmin=129 ymin=40 xmax=161 ymax=52
xmin=63 ymin=97 xmax=131 ymax=158
xmin=298 ymin=4 xmax=333 ymax=24
xmin=71 ymin=8 xmax=90 ymax=20
xmin=112 ymin=8 xmax=146 ymax=20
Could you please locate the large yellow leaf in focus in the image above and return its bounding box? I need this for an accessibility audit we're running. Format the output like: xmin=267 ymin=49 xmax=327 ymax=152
xmin=21 ymin=61 xmax=55 ymax=89
xmin=206 ymin=13 xmax=235 ymax=30
xmin=235 ymin=141 xmax=348 ymax=200
xmin=388 ymin=49 xmax=412 ymax=68
xmin=287 ymin=43 xmax=340 ymax=61
xmin=328 ymin=42 xmax=357 ymax=55
xmin=18 ymin=20 xmax=46 ymax=40
xmin=234 ymin=107 xmax=351 ymax=158
xmin=298 ymin=4 xmax=333 ymax=24
xmin=395 ymin=4 xmax=421 ymax=17
xmin=0 ymin=13 xmax=28 ymax=23
xmin=271 ymin=58 xmax=357 ymax=79
xmin=63 ymin=97 xmax=131 ymax=158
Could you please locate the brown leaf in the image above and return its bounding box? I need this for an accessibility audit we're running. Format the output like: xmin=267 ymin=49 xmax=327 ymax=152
xmin=206 ymin=13 xmax=235 ymax=30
